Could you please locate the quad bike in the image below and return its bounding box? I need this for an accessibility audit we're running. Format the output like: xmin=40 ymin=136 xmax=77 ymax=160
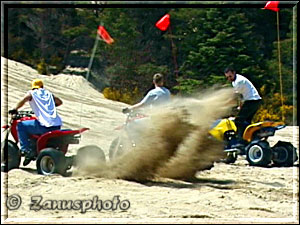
xmin=1 ymin=110 xmax=105 ymax=175
xmin=109 ymin=110 xmax=148 ymax=161
xmin=109 ymin=109 xmax=298 ymax=168
xmin=209 ymin=117 xmax=298 ymax=167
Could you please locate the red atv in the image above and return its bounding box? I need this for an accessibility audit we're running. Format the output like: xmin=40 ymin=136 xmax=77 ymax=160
xmin=1 ymin=111 xmax=105 ymax=175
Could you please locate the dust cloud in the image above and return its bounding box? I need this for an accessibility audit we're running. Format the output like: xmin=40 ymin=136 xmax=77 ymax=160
xmin=73 ymin=87 xmax=236 ymax=181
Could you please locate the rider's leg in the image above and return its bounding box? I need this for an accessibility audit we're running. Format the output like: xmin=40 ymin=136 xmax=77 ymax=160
xmin=235 ymin=99 xmax=262 ymax=142
xmin=234 ymin=116 xmax=247 ymax=141
xmin=244 ymin=100 xmax=262 ymax=124
xmin=126 ymin=117 xmax=150 ymax=145
xmin=17 ymin=120 xmax=36 ymax=154
xmin=17 ymin=120 xmax=60 ymax=166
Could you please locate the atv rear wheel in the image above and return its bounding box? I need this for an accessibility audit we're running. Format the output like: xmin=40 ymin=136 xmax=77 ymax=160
xmin=1 ymin=140 xmax=21 ymax=172
xmin=272 ymin=141 xmax=298 ymax=167
xmin=36 ymin=148 xmax=67 ymax=175
xmin=246 ymin=141 xmax=272 ymax=167
xmin=74 ymin=145 xmax=106 ymax=169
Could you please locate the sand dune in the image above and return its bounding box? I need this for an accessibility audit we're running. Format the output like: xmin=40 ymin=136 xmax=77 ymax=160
xmin=1 ymin=57 xmax=299 ymax=223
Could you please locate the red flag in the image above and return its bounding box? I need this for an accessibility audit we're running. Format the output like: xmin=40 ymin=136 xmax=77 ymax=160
xmin=155 ymin=14 xmax=170 ymax=31
xmin=97 ymin=25 xmax=114 ymax=44
xmin=263 ymin=1 xmax=280 ymax=12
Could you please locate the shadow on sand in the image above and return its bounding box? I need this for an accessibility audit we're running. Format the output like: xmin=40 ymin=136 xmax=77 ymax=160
xmin=138 ymin=177 xmax=236 ymax=190
xmin=16 ymin=167 xmax=73 ymax=177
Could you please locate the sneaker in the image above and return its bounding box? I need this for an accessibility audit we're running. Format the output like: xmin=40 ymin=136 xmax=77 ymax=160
xmin=22 ymin=151 xmax=36 ymax=166
xmin=23 ymin=157 xmax=32 ymax=166
xmin=1 ymin=163 xmax=8 ymax=172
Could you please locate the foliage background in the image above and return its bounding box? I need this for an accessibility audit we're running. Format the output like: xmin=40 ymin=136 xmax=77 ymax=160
xmin=5 ymin=2 xmax=297 ymax=124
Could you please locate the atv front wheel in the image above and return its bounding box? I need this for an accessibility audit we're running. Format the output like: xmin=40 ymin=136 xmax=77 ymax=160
xmin=74 ymin=145 xmax=106 ymax=169
xmin=36 ymin=148 xmax=67 ymax=175
xmin=109 ymin=137 xmax=126 ymax=160
xmin=223 ymin=152 xmax=238 ymax=164
xmin=1 ymin=140 xmax=21 ymax=172
xmin=246 ymin=141 xmax=272 ymax=167
xmin=272 ymin=141 xmax=298 ymax=167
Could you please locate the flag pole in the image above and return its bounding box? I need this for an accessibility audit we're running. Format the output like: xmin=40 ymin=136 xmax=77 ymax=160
xmin=276 ymin=10 xmax=284 ymax=122
xmin=168 ymin=24 xmax=179 ymax=80
xmin=80 ymin=27 xmax=100 ymax=133
xmin=85 ymin=32 xmax=100 ymax=82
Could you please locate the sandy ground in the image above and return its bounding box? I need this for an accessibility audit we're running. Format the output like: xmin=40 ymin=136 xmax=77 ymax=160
xmin=1 ymin=57 xmax=299 ymax=224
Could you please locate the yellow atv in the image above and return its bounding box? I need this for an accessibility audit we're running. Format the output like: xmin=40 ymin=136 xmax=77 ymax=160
xmin=209 ymin=118 xmax=298 ymax=167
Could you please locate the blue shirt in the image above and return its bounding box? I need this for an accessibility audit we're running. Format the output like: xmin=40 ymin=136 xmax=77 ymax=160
xmin=139 ymin=87 xmax=171 ymax=108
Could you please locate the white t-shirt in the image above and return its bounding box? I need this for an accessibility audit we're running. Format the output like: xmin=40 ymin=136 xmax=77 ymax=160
xmin=29 ymin=88 xmax=62 ymax=127
xmin=232 ymin=74 xmax=261 ymax=101
xmin=140 ymin=86 xmax=171 ymax=108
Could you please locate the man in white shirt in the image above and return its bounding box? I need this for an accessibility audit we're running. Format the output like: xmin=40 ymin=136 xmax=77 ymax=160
xmin=224 ymin=67 xmax=262 ymax=146
xmin=9 ymin=79 xmax=63 ymax=166
xmin=122 ymin=73 xmax=171 ymax=113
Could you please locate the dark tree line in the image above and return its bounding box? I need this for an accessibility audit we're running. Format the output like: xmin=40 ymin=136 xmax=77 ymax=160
xmin=6 ymin=5 xmax=296 ymax=124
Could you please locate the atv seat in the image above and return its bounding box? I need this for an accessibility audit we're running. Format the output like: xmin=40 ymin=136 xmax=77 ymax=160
xmin=243 ymin=121 xmax=285 ymax=142
xmin=35 ymin=128 xmax=89 ymax=153
xmin=29 ymin=129 xmax=73 ymax=140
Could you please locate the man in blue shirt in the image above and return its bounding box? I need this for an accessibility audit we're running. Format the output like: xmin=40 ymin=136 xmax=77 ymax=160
xmin=123 ymin=73 xmax=171 ymax=113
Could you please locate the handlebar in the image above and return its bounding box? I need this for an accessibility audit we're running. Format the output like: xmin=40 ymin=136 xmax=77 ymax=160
xmin=10 ymin=110 xmax=34 ymax=120
xmin=122 ymin=109 xmax=147 ymax=125
xmin=17 ymin=110 xmax=34 ymax=114
xmin=122 ymin=108 xmax=143 ymax=117
xmin=122 ymin=107 xmax=131 ymax=114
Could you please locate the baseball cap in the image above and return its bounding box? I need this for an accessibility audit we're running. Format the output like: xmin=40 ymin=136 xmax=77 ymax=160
xmin=31 ymin=79 xmax=43 ymax=89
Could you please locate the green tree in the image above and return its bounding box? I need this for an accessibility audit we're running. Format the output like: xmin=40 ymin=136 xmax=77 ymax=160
xmin=96 ymin=8 xmax=174 ymax=100
xmin=255 ymin=9 xmax=296 ymax=124
xmin=174 ymin=8 xmax=265 ymax=91
xmin=7 ymin=8 xmax=98 ymax=74
xmin=6 ymin=6 xmax=294 ymax=112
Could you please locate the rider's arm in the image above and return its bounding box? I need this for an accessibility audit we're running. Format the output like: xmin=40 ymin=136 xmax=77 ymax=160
xmin=128 ymin=91 xmax=154 ymax=111
xmin=53 ymin=95 xmax=63 ymax=107
xmin=13 ymin=93 xmax=32 ymax=111
xmin=128 ymin=98 xmax=146 ymax=111
xmin=129 ymin=101 xmax=144 ymax=111
xmin=235 ymin=93 xmax=243 ymax=109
